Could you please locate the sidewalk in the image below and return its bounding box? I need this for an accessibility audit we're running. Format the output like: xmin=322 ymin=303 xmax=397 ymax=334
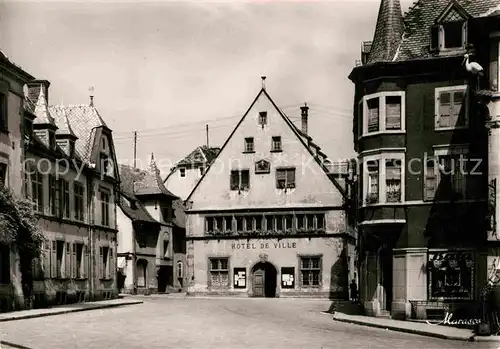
xmin=0 ymin=298 xmax=143 ymax=322
xmin=333 ymin=311 xmax=476 ymax=341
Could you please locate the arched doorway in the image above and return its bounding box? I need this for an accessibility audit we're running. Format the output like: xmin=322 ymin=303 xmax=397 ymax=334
xmin=136 ymin=259 xmax=148 ymax=288
xmin=252 ymin=262 xmax=277 ymax=298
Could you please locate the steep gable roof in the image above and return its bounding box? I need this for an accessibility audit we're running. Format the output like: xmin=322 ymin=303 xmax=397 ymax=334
xmin=185 ymin=88 xmax=346 ymax=204
xmin=120 ymin=161 xmax=178 ymax=198
xmin=163 ymin=145 xmax=220 ymax=183
xmin=118 ymin=165 xmax=158 ymax=223
xmin=33 ymin=87 xmax=57 ymax=127
xmin=51 ymin=107 xmax=77 ymax=139
xmin=49 ymin=104 xmax=107 ymax=163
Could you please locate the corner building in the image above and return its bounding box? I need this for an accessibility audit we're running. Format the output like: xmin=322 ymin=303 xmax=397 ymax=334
xmin=350 ymin=0 xmax=500 ymax=319
xmin=184 ymin=86 xmax=356 ymax=298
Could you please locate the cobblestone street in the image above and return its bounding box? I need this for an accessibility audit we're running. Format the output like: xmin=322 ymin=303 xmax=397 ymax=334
xmin=0 ymin=297 xmax=496 ymax=349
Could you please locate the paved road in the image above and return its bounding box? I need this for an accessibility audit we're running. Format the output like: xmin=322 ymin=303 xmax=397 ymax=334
xmin=0 ymin=297 xmax=497 ymax=349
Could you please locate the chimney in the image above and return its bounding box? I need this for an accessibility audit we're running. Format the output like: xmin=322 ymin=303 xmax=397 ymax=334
xmin=27 ymin=80 xmax=50 ymax=104
xmin=300 ymin=103 xmax=309 ymax=135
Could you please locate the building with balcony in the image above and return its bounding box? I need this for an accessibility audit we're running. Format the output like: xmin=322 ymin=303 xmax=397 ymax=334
xmin=184 ymin=83 xmax=356 ymax=298
xmin=22 ymin=81 xmax=120 ymax=308
xmin=349 ymin=0 xmax=500 ymax=320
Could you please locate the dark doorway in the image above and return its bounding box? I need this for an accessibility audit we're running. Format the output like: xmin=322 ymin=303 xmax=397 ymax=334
xmin=252 ymin=262 xmax=277 ymax=298
xmin=380 ymin=247 xmax=393 ymax=311
xmin=117 ymin=270 xmax=126 ymax=292
xmin=157 ymin=266 xmax=173 ymax=293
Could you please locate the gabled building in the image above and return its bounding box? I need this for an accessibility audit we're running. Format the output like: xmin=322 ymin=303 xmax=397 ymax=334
xmin=23 ymin=80 xmax=120 ymax=307
xmin=0 ymin=51 xmax=35 ymax=310
xmin=349 ymin=0 xmax=500 ymax=320
xmin=117 ymin=155 xmax=184 ymax=295
xmin=184 ymin=84 xmax=355 ymax=298
xmin=164 ymin=145 xmax=220 ymax=201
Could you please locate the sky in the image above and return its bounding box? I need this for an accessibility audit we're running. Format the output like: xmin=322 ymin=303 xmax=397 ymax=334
xmin=0 ymin=0 xmax=415 ymax=177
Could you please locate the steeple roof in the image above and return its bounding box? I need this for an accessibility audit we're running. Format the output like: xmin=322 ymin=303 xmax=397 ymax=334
xmin=367 ymin=0 xmax=405 ymax=64
xmin=33 ymin=86 xmax=57 ymax=127
xmin=133 ymin=154 xmax=178 ymax=198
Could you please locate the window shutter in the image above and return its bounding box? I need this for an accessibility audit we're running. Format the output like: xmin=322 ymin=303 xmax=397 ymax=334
xmin=430 ymin=24 xmax=439 ymax=51
xmin=462 ymin=21 xmax=468 ymax=48
xmin=43 ymin=241 xmax=51 ymax=279
xmin=230 ymin=171 xmax=239 ymax=190
xmin=386 ymin=96 xmax=402 ymax=130
xmin=50 ymin=241 xmax=57 ymax=278
xmin=438 ymin=25 xmax=444 ymax=50
xmin=286 ymin=169 xmax=296 ymax=188
xmin=83 ymin=244 xmax=89 ymax=278
xmin=65 ymin=242 xmax=71 ymax=278
xmin=241 ymin=170 xmax=250 ymax=189
xmin=72 ymin=243 xmax=77 ymax=278
xmin=424 ymin=160 xmax=437 ymax=201
xmin=99 ymin=246 xmax=104 ymax=279
xmin=276 ymin=170 xmax=286 ymax=188
xmin=452 ymin=90 xmax=465 ymax=126
xmin=109 ymin=247 xmax=114 ymax=279
xmin=439 ymin=92 xmax=451 ymax=127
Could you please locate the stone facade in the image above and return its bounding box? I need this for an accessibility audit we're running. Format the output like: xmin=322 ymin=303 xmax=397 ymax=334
xmin=185 ymin=86 xmax=356 ymax=298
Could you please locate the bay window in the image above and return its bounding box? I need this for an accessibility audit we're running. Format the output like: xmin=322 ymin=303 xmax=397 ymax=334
xmin=361 ymin=91 xmax=405 ymax=136
xmin=363 ymin=152 xmax=405 ymax=205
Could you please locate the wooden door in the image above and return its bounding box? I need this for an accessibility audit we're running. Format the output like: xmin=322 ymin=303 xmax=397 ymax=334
xmin=253 ymin=268 xmax=265 ymax=297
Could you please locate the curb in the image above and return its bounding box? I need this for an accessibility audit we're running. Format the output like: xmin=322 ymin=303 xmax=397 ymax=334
xmin=333 ymin=316 xmax=475 ymax=341
xmin=0 ymin=340 xmax=35 ymax=349
xmin=0 ymin=300 xmax=143 ymax=322
xmin=472 ymin=335 xmax=500 ymax=342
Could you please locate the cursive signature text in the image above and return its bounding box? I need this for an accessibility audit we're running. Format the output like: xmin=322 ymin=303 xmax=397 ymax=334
xmin=426 ymin=312 xmax=481 ymax=326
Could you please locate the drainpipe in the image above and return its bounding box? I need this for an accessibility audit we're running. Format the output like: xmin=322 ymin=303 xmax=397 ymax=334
xmin=87 ymin=173 xmax=95 ymax=301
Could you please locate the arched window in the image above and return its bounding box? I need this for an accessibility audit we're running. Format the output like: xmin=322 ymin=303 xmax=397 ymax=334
xmin=176 ymin=261 xmax=183 ymax=279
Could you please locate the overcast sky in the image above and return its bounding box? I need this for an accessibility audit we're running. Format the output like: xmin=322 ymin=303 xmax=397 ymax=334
xmin=0 ymin=0 xmax=414 ymax=176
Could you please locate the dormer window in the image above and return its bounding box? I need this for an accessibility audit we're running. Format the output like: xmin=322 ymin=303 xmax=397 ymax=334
xmin=430 ymin=5 xmax=468 ymax=52
xmin=48 ymin=131 xmax=56 ymax=150
xmin=69 ymin=141 xmax=75 ymax=157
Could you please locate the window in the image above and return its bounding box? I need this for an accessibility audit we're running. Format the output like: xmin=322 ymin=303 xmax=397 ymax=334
xmin=296 ymin=214 xmax=305 ymax=229
xmin=49 ymin=131 xmax=55 ymax=150
xmin=255 ymin=160 xmax=270 ymax=174
xmin=386 ymin=96 xmax=401 ymax=130
xmin=100 ymin=153 xmax=113 ymax=177
xmin=316 ymin=214 xmax=325 ymax=229
xmin=209 ymin=258 xmax=229 ymax=288
xmin=271 ymin=136 xmax=282 ymax=151
xmin=100 ymin=190 xmax=110 ymax=226
xmin=60 ymin=179 xmax=70 ymax=218
xmin=430 ymin=6 xmax=468 ymax=51
xmin=75 ymin=243 xmax=84 ymax=278
xmin=276 ymin=168 xmax=296 ymax=189
xmin=0 ymin=93 xmax=7 ymax=131
xmin=281 ymin=267 xmax=295 ymax=289
xmin=24 ymin=119 xmax=33 ymax=143
xmin=435 ymin=86 xmax=467 ymax=130
xmin=49 ymin=175 xmax=59 ymax=216
xmin=258 ymin=111 xmax=267 ymax=126
xmin=164 ymin=240 xmax=170 ymax=258
xmin=0 ymin=163 xmax=6 ymax=187
xmin=99 ymin=246 xmax=112 ymax=279
xmin=74 ymin=182 xmax=85 ymax=221
xmin=244 ymin=137 xmax=254 ymax=152
xmin=180 ymin=168 xmax=186 ymax=177
xmin=362 ymin=92 xmax=405 ymax=136
xmin=266 ymin=216 xmax=274 ymax=230
xmin=385 ymin=159 xmax=402 ymax=203
xmin=428 ymin=251 xmax=473 ymax=300
xmin=284 ymin=215 xmax=293 ymax=230
xmin=230 ymin=170 xmax=250 ymax=191
xmin=31 ymin=170 xmax=44 ymax=213
xmin=177 ymin=261 xmax=183 ymax=279
xmin=363 ymin=153 xmax=405 ymax=205
xmin=442 ymin=21 xmax=465 ymax=48
xmin=300 ymin=256 xmax=321 ymax=287
xmin=367 ymin=98 xmax=379 ymax=132
xmin=366 ymin=160 xmax=379 ymax=204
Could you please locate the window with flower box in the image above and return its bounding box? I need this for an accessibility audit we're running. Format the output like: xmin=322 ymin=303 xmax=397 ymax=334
xmin=362 ymin=152 xmax=405 ymax=206
xmin=209 ymin=258 xmax=229 ymax=288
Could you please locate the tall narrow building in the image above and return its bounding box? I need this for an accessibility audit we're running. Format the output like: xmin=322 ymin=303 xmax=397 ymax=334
xmin=350 ymin=0 xmax=500 ymax=320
